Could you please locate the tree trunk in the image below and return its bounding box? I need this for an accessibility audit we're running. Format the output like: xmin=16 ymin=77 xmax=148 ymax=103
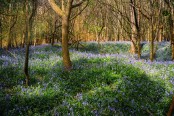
xmin=24 ymin=0 xmax=37 ymax=86
xmin=51 ymin=34 xmax=55 ymax=46
xmin=167 ymin=96 xmax=174 ymax=116
xmin=24 ymin=39 xmax=30 ymax=86
xmin=49 ymin=0 xmax=88 ymax=69
xmin=172 ymin=43 xmax=174 ymax=60
xmin=62 ymin=15 xmax=72 ymax=70
xmin=170 ymin=27 xmax=174 ymax=60
xmin=130 ymin=0 xmax=141 ymax=58
xmin=0 ymin=16 xmax=2 ymax=48
xmin=158 ymin=28 xmax=162 ymax=42
xmin=130 ymin=41 xmax=136 ymax=54
xmin=7 ymin=4 xmax=12 ymax=50
xmin=22 ymin=32 xmax=25 ymax=48
xmin=170 ymin=14 xmax=174 ymax=60
xmin=150 ymin=25 xmax=155 ymax=62
xmin=137 ymin=34 xmax=141 ymax=59
xmin=24 ymin=0 xmax=30 ymax=86
xmin=51 ymin=17 xmax=56 ymax=46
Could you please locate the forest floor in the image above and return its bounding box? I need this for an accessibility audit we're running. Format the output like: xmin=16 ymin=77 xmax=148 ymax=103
xmin=0 ymin=42 xmax=174 ymax=115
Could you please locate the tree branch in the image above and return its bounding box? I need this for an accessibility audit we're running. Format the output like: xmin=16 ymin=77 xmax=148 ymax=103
xmin=48 ymin=0 xmax=64 ymax=16
xmin=71 ymin=0 xmax=86 ymax=9
xmin=70 ymin=0 xmax=89 ymax=20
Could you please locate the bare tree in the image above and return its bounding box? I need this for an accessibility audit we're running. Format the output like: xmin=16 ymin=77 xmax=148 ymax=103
xmin=24 ymin=0 xmax=38 ymax=86
xmin=48 ymin=0 xmax=88 ymax=70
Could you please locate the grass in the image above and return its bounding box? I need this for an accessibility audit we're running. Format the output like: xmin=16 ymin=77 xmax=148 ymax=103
xmin=0 ymin=42 xmax=173 ymax=115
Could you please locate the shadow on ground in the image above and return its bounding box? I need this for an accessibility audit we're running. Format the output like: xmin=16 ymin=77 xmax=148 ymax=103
xmin=0 ymin=46 xmax=171 ymax=115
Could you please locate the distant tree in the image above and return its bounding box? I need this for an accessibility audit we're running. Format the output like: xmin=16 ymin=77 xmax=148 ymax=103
xmin=6 ymin=4 xmax=18 ymax=50
xmin=164 ymin=0 xmax=174 ymax=60
xmin=130 ymin=0 xmax=141 ymax=58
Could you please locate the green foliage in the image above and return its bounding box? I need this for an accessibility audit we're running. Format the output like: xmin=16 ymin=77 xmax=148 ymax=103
xmin=162 ymin=10 xmax=170 ymax=16
xmin=79 ymin=42 xmax=130 ymax=54
xmin=0 ymin=0 xmax=9 ymax=8
xmin=141 ymin=42 xmax=172 ymax=61
xmin=0 ymin=43 xmax=173 ymax=115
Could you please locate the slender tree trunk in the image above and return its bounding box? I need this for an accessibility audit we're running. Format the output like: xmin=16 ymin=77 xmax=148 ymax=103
xmin=51 ymin=16 xmax=56 ymax=46
xmin=117 ymin=29 xmax=120 ymax=41
xmin=172 ymin=16 xmax=174 ymax=61
xmin=7 ymin=16 xmax=17 ymax=49
xmin=137 ymin=0 xmax=141 ymax=59
xmin=150 ymin=24 xmax=155 ymax=62
xmin=130 ymin=3 xmax=136 ymax=54
xmin=172 ymin=42 xmax=174 ymax=60
xmin=51 ymin=34 xmax=55 ymax=46
xmin=7 ymin=4 xmax=12 ymax=50
xmin=170 ymin=22 xmax=174 ymax=60
xmin=158 ymin=27 xmax=162 ymax=42
xmin=13 ymin=33 xmax=17 ymax=47
xmin=167 ymin=96 xmax=174 ymax=116
xmin=137 ymin=33 xmax=141 ymax=58
xmin=22 ymin=32 xmax=25 ymax=48
xmin=24 ymin=0 xmax=30 ymax=86
xmin=0 ymin=18 xmax=1 ymax=48
xmin=34 ymin=28 xmax=37 ymax=46
xmin=170 ymin=11 xmax=174 ymax=60
xmin=24 ymin=0 xmax=37 ymax=86
xmin=130 ymin=0 xmax=141 ymax=58
xmin=24 ymin=39 xmax=30 ymax=86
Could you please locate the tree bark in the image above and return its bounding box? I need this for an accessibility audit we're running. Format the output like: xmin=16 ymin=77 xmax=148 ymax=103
xmin=150 ymin=23 xmax=155 ymax=62
xmin=62 ymin=14 xmax=72 ymax=70
xmin=130 ymin=0 xmax=141 ymax=58
xmin=0 ymin=16 xmax=2 ymax=48
xmin=24 ymin=0 xmax=30 ymax=86
xmin=48 ymin=0 xmax=74 ymax=70
xmin=170 ymin=12 xmax=174 ymax=61
xmin=24 ymin=0 xmax=37 ymax=86
xmin=61 ymin=0 xmax=73 ymax=70
xmin=167 ymin=96 xmax=174 ymax=116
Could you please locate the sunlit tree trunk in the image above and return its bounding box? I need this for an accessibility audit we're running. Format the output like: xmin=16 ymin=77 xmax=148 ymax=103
xmin=62 ymin=13 xmax=72 ymax=70
xmin=61 ymin=0 xmax=72 ymax=70
xmin=149 ymin=0 xmax=155 ymax=62
xmin=130 ymin=0 xmax=141 ymax=58
xmin=48 ymin=0 xmax=88 ymax=70
xmin=130 ymin=1 xmax=136 ymax=54
xmin=158 ymin=27 xmax=162 ymax=42
xmin=150 ymin=23 xmax=155 ymax=61
xmin=48 ymin=0 xmax=72 ymax=70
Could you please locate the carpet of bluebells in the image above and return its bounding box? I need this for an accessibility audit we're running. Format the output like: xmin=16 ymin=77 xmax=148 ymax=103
xmin=0 ymin=42 xmax=174 ymax=115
